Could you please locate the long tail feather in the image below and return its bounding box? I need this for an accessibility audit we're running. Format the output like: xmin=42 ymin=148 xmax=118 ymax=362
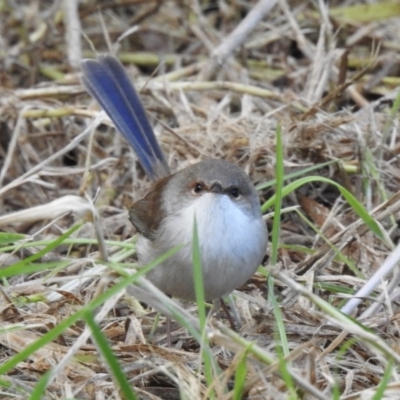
xmin=81 ymin=55 xmax=169 ymax=180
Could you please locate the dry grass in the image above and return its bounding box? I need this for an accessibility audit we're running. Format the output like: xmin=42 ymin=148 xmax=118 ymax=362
xmin=1 ymin=0 xmax=400 ymax=399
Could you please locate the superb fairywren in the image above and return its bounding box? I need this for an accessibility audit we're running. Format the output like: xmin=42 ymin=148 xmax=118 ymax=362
xmin=81 ymin=55 xmax=267 ymax=303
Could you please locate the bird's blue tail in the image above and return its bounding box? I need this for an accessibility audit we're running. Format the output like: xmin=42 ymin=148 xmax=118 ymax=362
xmin=81 ymin=55 xmax=169 ymax=180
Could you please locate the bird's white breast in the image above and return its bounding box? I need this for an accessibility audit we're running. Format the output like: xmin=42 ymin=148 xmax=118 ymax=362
xmin=138 ymin=193 xmax=267 ymax=301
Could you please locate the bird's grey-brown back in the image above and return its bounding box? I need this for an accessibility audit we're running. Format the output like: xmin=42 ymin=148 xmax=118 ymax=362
xmin=162 ymin=159 xmax=261 ymax=218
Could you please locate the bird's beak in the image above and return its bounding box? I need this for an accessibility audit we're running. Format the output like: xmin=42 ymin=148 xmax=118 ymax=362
xmin=210 ymin=182 xmax=223 ymax=193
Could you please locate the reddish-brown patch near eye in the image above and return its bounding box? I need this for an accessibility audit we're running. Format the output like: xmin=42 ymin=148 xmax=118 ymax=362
xmin=129 ymin=176 xmax=171 ymax=240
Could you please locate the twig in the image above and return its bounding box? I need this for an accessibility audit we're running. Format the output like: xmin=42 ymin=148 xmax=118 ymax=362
xmin=199 ymin=0 xmax=277 ymax=80
xmin=63 ymin=0 xmax=82 ymax=69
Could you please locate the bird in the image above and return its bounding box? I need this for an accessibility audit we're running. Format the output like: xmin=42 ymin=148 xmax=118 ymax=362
xmin=81 ymin=55 xmax=268 ymax=335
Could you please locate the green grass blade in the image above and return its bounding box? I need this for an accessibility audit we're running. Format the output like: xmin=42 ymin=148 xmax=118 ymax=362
xmin=276 ymin=346 xmax=297 ymax=400
xmin=268 ymin=125 xmax=290 ymax=373
xmin=192 ymin=216 xmax=206 ymax=334
xmin=0 ymin=261 xmax=70 ymax=279
xmin=270 ymin=124 xmax=283 ymax=266
xmin=0 ymin=246 xmax=180 ymax=376
xmin=192 ymin=216 xmax=216 ymax=398
xmin=0 ymin=232 xmax=26 ymax=245
xmin=389 ymin=88 xmax=400 ymax=120
xmin=256 ymin=159 xmax=338 ymax=190
xmin=0 ymin=237 xmax=136 ymax=254
xmin=294 ymin=209 xmax=364 ymax=278
xmin=233 ymin=350 xmax=248 ymax=400
xmin=0 ymin=222 xmax=83 ymax=279
xmin=84 ymin=311 xmax=138 ymax=400
xmin=371 ymin=358 xmax=393 ymax=400
xmin=262 ymin=176 xmax=383 ymax=240
xmin=29 ymin=371 xmax=51 ymax=400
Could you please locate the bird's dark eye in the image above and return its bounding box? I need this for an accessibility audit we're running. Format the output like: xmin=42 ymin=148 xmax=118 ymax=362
xmin=230 ymin=187 xmax=240 ymax=198
xmin=193 ymin=182 xmax=204 ymax=194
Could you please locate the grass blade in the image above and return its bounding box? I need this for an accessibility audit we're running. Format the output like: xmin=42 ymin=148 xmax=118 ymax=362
xmin=262 ymin=176 xmax=383 ymax=240
xmin=256 ymin=159 xmax=338 ymax=190
xmin=84 ymin=311 xmax=138 ymax=400
xmin=192 ymin=216 xmax=216 ymax=399
xmin=0 ymin=246 xmax=180 ymax=376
